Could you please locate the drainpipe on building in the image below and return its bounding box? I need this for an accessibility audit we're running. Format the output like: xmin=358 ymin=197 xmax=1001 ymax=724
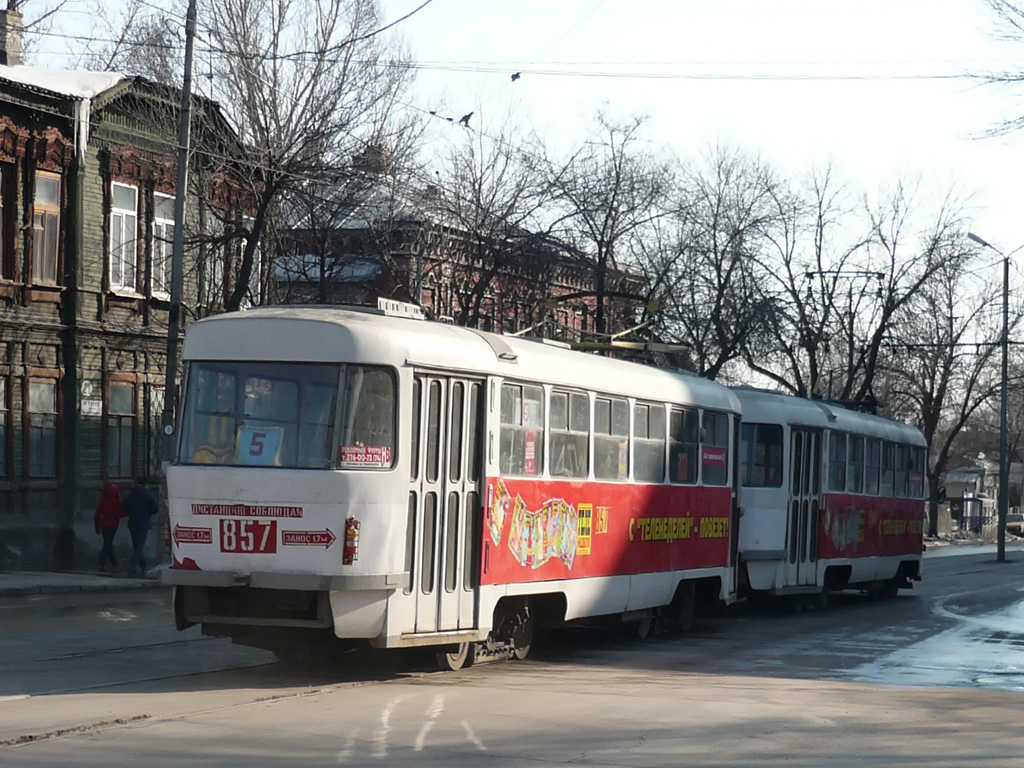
xmin=56 ymin=106 xmax=87 ymax=570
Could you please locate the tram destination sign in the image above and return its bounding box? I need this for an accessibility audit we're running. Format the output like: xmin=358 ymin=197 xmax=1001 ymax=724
xmin=282 ymin=528 xmax=337 ymax=548
xmin=173 ymin=525 xmax=212 ymax=545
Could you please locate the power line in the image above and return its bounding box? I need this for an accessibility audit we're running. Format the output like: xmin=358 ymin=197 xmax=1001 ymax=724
xmin=25 ymin=26 xmax=1006 ymax=83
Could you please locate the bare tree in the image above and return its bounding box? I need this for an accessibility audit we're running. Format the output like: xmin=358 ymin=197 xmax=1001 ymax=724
xmin=5 ymin=0 xmax=68 ymax=60
xmin=547 ymin=112 xmax=674 ymax=337
xmin=427 ymin=120 xmax=558 ymax=330
xmin=198 ymin=0 xmax=417 ymax=312
xmin=652 ymin=145 xmax=780 ymax=380
xmin=981 ymin=1 xmax=1024 ymax=134
xmin=748 ymin=164 xmax=867 ymax=396
xmin=885 ymin=247 xmax=1006 ymax=535
xmin=81 ymin=0 xmax=182 ymax=84
xmin=751 ymin=174 xmax=969 ymax=405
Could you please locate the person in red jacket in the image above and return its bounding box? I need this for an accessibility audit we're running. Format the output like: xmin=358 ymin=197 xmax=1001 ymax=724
xmin=94 ymin=482 xmax=126 ymax=573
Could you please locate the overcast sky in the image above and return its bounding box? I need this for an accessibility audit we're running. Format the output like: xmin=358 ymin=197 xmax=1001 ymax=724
xmin=386 ymin=0 xmax=1024 ymax=256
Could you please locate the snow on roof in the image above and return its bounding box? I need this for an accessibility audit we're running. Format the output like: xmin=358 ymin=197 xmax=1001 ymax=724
xmin=0 ymin=65 xmax=125 ymax=100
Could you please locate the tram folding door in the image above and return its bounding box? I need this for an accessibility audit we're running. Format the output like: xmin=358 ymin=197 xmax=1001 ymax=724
xmin=409 ymin=374 xmax=484 ymax=634
xmin=785 ymin=429 xmax=821 ymax=587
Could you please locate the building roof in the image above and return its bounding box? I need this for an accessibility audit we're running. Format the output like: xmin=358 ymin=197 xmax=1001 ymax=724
xmin=0 ymin=65 xmax=125 ymax=100
xmin=944 ymin=468 xmax=984 ymax=484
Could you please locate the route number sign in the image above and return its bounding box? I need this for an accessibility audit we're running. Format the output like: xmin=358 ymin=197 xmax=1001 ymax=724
xmin=220 ymin=519 xmax=278 ymax=554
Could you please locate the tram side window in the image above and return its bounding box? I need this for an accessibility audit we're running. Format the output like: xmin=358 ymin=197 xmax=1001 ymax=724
xmin=864 ymin=439 xmax=880 ymax=495
xmin=669 ymin=407 xmax=698 ymax=484
xmin=499 ymin=383 xmax=544 ymax=476
xmin=909 ymin=446 xmax=925 ymax=498
xmin=880 ymin=441 xmax=895 ymax=496
xmin=895 ymin=444 xmax=911 ymax=497
xmin=550 ymin=389 xmax=589 ymax=478
xmin=338 ymin=367 xmax=396 ymax=469
xmin=633 ymin=402 xmax=666 ymax=483
xmin=702 ymin=411 xmax=729 ymax=486
xmin=828 ymin=432 xmax=847 ymax=491
xmin=740 ymin=423 xmax=783 ymax=488
xmin=847 ymin=435 xmax=865 ymax=494
xmin=594 ymin=396 xmax=629 ymax=481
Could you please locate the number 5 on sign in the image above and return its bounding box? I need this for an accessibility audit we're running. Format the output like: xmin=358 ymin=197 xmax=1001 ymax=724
xmin=235 ymin=425 xmax=283 ymax=465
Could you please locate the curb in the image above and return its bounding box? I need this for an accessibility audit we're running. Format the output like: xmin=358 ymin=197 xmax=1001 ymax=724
xmin=0 ymin=571 xmax=170 ymax=598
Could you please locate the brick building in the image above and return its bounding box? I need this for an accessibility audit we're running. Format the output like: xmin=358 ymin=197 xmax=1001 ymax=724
xmin=275 ymin=177 xmax=645 ymax=343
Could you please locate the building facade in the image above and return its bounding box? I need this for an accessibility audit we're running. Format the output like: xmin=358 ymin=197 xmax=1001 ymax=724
xmin=274 ymin=180 xmax=646 ymax=343
xmin=0 ymin=64 xmax=252 ymax=570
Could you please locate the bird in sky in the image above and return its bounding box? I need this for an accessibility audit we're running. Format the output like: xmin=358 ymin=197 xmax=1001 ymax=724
xmin=458 ymin=111 xmax=474 ymax=127
xmin=511 ymin=72 xmax=521 ymax=82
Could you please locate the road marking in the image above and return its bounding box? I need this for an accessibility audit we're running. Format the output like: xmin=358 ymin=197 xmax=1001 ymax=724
xmin=372 ymin=695 xmax=403 ymax=759
xmin=0 ymin=695 xmax=29 ymax=702
xmin=414 ymin=693 xmax=445 ymax=751
xmin=335 ymin=728 xmax=359 ymax=762
xmin=463 ymin=720 xmax=486 ymax=751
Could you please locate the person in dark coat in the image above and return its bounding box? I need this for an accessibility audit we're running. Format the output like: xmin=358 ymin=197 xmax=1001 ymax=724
xmin=124 ymin=479 xmax=160 ymax=576
xmin=94 ymin=482 xmax=126 ymax=573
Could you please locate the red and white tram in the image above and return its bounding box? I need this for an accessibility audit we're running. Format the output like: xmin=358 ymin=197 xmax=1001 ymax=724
xmin=165 ymin=303 xmax=743 ymax=668
xmin=734 ymin=387 xmax=925 ymax=604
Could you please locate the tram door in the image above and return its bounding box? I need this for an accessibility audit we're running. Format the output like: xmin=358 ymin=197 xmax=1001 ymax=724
xmin=409 ymin=375 xmax=484 ymax=634
xmin=785 ymin=429 xmax=821 ymax=587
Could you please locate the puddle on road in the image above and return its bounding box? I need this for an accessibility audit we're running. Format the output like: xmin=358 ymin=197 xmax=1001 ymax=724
xmin=844 ymin=600 xmax=1024 ymax=691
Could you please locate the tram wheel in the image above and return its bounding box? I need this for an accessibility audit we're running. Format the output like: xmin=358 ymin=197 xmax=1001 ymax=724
xmin=673 ymin=585 xmax=696 ymax=633
xmin=817 ymin=588 xmax=830 ymax=611
xmin=510 ymin=602 xmax=534 ymax=661
xmin=436 ymin=642 xmax=476 ymax=671
xmin=880 ymin=579 xmax=899 ymax=600
xmin=636 ymin=615 xmax=654 ymax=640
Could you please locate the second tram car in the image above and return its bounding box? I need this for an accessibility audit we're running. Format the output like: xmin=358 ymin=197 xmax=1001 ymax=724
xmin=734 ymin=387 xmax=925 ymax=604
xmin=165 ymin=304 xmax=743 ymax=668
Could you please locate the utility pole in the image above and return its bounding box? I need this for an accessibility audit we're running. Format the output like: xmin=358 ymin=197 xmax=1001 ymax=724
xmin=161 ymin=0 xmax=198 ymax=468
xmin=967 ymin=232 xmax=1020 ymax=563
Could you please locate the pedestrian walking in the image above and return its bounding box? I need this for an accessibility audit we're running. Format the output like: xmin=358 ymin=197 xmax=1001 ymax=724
xmin=94 ymin=482 xmax=125 ymax=573
xmin=124 ymin=479 xmax=160 ymax=576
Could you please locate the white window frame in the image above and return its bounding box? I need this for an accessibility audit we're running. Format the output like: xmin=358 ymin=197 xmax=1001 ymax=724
xmin=152 ymin=192 xmax=175 ymax=298
xmin=109 ymin=182 xmax=139 ymax=292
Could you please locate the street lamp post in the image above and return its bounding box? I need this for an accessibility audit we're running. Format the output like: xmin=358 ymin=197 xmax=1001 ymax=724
xmin=967 ymin=232 xmax=1010 ymax=563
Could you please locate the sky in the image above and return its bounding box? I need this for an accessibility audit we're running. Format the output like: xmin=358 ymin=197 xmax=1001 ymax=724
xmin=27 ymin=0 xmax=1024 ymax=260
xmin=383 ymin=0 xmax=1024 ymax=258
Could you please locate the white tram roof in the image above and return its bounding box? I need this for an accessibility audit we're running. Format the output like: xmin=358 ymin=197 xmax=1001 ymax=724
xmin=182 ymin=306 xmax=741 ymax=413
xmin=732 ymin=386 xmax=925 ymax=447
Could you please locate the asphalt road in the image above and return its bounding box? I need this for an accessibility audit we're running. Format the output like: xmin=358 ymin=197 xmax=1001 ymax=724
xmin=3 ymin=546 xmax=1024 ymax=767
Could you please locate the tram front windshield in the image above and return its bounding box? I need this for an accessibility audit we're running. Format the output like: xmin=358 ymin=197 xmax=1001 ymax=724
xmin=178 ymin=361 xmax=395 ymax=469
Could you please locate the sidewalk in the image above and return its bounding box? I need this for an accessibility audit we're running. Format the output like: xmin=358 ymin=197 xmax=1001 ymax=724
xmin=0 ymin=566 xmax=169 ymax=598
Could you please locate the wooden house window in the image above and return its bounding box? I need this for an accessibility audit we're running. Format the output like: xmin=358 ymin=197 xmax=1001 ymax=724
xmin=27 ymin=379 xmax=57 ymax=477
xmin=152 ymin=192 xmax=174 ymax=297
xmin=32 ymin=171 xmax=60 ymax=285
xmin=109 ymin=182 xmax=138 ymax=291
xmin=106 ymin=380 xmax=135 ymax=479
